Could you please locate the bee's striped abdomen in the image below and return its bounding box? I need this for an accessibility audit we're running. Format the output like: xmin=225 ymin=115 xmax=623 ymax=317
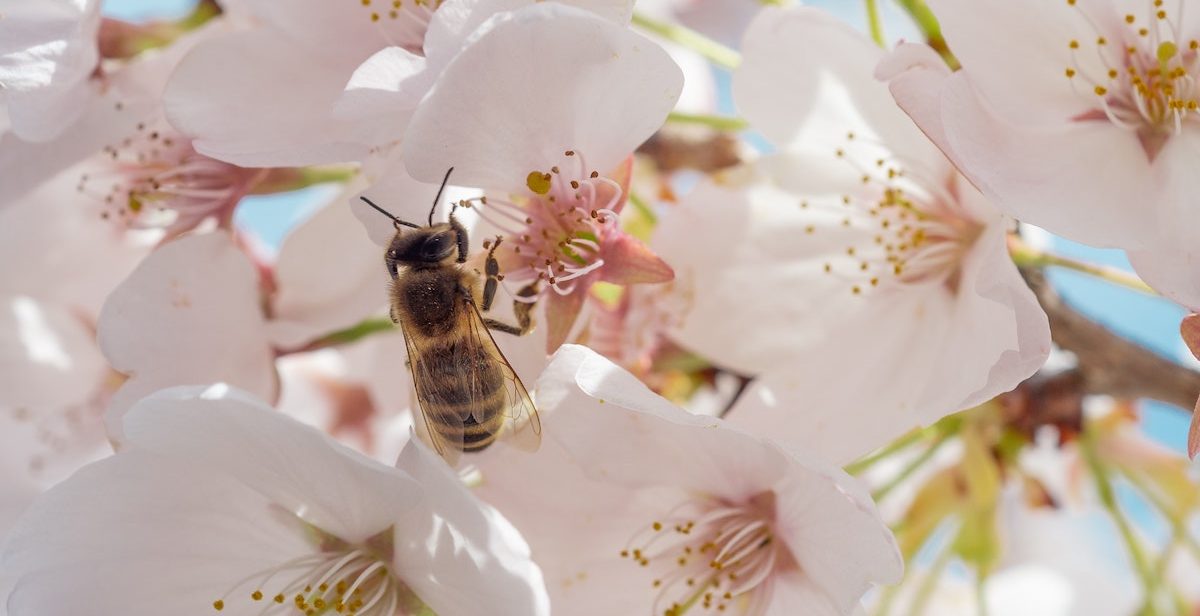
xmin=423 ymin=335 xmax=507 ymax=452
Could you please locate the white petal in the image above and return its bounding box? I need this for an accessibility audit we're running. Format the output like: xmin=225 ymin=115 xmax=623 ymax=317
xmin=876 ymin=41 xmax=955 ymax=157
xmin=764 ymin=573 xmax=847 ymax=616
xmin=926 ymin=0 xmax=1104 ymax=125
xmin=1149 ymin=130 xmax=1200 ymax=254
xmin=0 ymin=0 xmax=101 ymax=141
xmin=392 ymin=438 xmax=550 ymax=616
xmin=654 ymin=174 xmax=863 ymax=376
xmin=0 ymin=21 xmax=223 ymax=205
xmin=352 ymin=158 xmax=460 ymax=247
xmin=1128 ymin=248 xmax=1200 ymax=310
xmin=422 ymin=0 xmax=633 ymax=64
xmin=940 ymin=70 xmax=1156 ymax=249
xmin=96 ymin=233 xmax=275 ymax=439
xmin=237 ymin=0 xmax=427 ymax=65
xmin=0 ymin=296 xmax=107 ymax=413
xmin=772 ymin=461 xmax=903 ymax=612
xmin=473 ymin=433 xmax=670 ymax=615
xmin=163 ymin=31 xmax=371 ymax=167
xmin=334 ymin=46 xmax=431 ymax=148
xmin=928 ymin=217 xmax=1050 ymax=413
xmin=403 ymin=3 xmax=682 ymax=188
xmin=727 ymin=218 xmax=1048 ymax=465
xmin=122 ymin=385 xmax=423 ymax=542
xmin=537 ymin=345 xmax=785 ymax=500
xmin=267 ymin=184 xmax=389 ymax=350
xmin=1 ymin=449 xmax=312 ymax=616
xmin=0 ymin=175 xmax=149 ymax=309
xmin=734 ymin=6 xmax=943 ymax=170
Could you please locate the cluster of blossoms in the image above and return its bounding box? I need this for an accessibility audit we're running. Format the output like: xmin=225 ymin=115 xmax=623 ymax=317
xmin=1 ymin=0 xmax=1199 ymax=615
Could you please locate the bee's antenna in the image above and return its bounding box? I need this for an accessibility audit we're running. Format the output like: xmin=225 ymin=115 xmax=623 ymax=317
xmin=360 ymin=196 xmax=420 ymax=230
xmin=429 ymin=167 xmax=454 ymax=226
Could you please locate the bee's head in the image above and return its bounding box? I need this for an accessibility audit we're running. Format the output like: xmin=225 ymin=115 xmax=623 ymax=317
xmin=387 ymin=224 xmax=459 ymax=265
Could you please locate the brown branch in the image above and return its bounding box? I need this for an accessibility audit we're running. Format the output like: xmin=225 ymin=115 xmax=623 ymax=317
xmin=636 ymin=127 xmax=742 ymax=174
xmin=1023 ymin=268 xmax=1200 ymax=412
xmin=635 ymin=126 xmax=1200 ymax=415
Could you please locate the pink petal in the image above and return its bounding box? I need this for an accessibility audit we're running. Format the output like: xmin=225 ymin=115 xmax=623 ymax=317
xmin=597 ymin=233 xmax=674 ymax=286
xmin=1189 ymin=409 xmax=1200 ymax=460
xmin=403 ymin=4 xmax=681 ymax=188
xmin=544 ymin=289 xmax=586 ymax=352
xmin=97 ymin=233 xmax=276 ymax=440
xmin=1180 ymin=314 xmax=1200 ymax=361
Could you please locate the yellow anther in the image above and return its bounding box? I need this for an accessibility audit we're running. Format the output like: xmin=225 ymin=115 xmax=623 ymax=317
xmin=1069 ymin=39 xmax=1080 ymax=49
xmin=526 ymin=171 xmax=552 ymax=195
xmin=1126 ymin=14 xmax=1136 ymax=23
xmin=1095 ymin=85 xmax=1108 ymax=96
xmin=212 ymin=600 xmax=224 ymax=611
xmin=251 ymin=590 xmax=263 ymax=601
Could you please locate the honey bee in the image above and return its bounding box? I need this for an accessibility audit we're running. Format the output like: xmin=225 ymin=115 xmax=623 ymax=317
xmin=360 ymin=168 xmax=540 ymax=463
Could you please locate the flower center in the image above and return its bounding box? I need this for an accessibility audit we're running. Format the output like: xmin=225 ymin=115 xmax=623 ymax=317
xmin=808 ymin=133 xmax=981 ymax=297
xmin=357 ymin=0 xmax=442 ymax=54
xmin=619 ymin=492 xmax=785 ymax=616
xmin=457 ymin=150 xmax=622 ymax=299
xmin=1064 ymin=1 xmax=1200 ymax=156
xmin=210 ymin=526 xmax=416 ymax=616
xmin=76 ymin=118 xmax=259 ymax=235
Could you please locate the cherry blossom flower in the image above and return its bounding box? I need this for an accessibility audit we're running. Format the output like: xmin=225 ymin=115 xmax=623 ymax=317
xmin=163 ymin=0 xmax=632 ymax=167
xmin=0 ymin=384 xmax=550 ymax=616
xmin=402 ymin=3 xmax=680 ymax=351
xmin=473 ymin=345 xmax=903 ymax=615
xmin=652 ymin=6 xmax=1050 ymax=464
xmin=0 ymin=0 xmax=102 ymax=142
xmin=881 ymin=0 xmax=1200 ymax=272
xmin=0 ymin=16 xmax=264 ymax=238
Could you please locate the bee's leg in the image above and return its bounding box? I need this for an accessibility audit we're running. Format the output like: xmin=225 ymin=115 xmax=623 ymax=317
xmin=449 ymin=203 xmax=469 ymax=264
xmin=481 ymin=236 xmax=505 ymax=312
xmin=482 ymin=283 xmax=538 ymax=337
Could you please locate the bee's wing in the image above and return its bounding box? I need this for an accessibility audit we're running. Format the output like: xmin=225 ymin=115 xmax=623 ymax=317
xmin=463 ymin=295 xmax=542 ymax=453
xmin=396 ymin=318 xmax=465 ymax=466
